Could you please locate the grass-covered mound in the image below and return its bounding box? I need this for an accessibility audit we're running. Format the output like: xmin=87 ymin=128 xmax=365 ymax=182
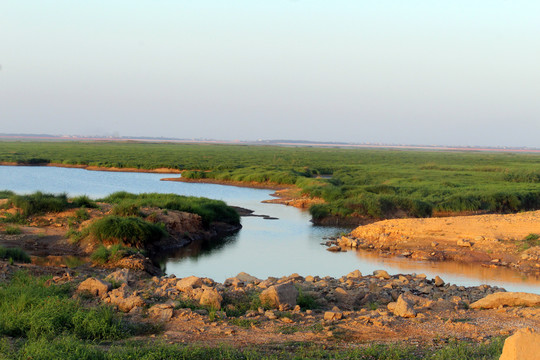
xmin=100 ymin=192 xmax=240 ymax=226
xmin=0 ymin=246 xmax=30 ymax=263
xmin=8 ymin=192 xmax=69 ymax=217
xmin=88 ymin=216 xmax=167 ymax=249
xmin=2 ymin=192 xmax=97 ymax=218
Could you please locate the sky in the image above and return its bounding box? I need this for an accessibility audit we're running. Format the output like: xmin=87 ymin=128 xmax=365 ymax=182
xmin=1 ymin=1 xmax=539 ymax=147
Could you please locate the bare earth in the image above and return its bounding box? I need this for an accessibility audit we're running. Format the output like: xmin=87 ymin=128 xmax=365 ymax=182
xmin=344 ymin=211 xmax=540 ymax=277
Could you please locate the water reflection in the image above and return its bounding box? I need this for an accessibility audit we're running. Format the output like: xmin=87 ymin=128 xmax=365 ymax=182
xmin=155 ymin=234 xmax=239 ymax=269
xmin=352 ymin=249 xmax=540 ymax=290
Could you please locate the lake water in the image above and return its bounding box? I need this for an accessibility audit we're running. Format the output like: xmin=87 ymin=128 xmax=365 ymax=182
xmin=1 ymin=165 xmax=539 ymax=294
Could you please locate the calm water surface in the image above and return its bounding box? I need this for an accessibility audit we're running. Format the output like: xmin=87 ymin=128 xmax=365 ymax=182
xmin=1 ymin=166 xmax=539 ymax=294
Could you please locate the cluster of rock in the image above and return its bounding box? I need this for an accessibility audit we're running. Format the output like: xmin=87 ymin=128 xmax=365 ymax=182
xmin=76 ymin=268 xmax=514 ymax=323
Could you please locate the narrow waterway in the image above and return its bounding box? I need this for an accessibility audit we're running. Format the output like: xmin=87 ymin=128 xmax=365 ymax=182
xmin=1 ymin=165 xmax=539 ymax=293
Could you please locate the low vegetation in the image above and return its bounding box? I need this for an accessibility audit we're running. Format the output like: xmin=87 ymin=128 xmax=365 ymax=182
xmin=0 ymin=246 xmax=30 ymax=263
xmin=90 ymin=244 xmax=140 ymax=265
xmin=1 ymin=141 xmax=538 ymax=221
xmin=100 ymin=192 xmax=240 ymax=226
xmin=88 ymin=216 xmax=167 ymax=249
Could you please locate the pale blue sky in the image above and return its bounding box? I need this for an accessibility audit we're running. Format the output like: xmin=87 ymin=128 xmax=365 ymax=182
xmin=1 ymin=1 xmax=539 ymax=147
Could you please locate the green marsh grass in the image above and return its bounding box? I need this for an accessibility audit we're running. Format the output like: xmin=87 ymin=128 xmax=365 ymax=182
xmin=0 ymin=246 xmax=30 ymax=263
xmin=1 ymin=141 xmax=539 ymax=221
xmin=88 ymin=216 xmax=166 ymax=248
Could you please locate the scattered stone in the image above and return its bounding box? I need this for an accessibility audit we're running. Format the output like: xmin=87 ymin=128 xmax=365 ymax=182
xmin=108 ymin=283 xmax=145 ymax=312
xmin=105 ymin=269 xmax=130 ymax=285
xmin=176 ymin=276 xmax=203 ymax=292
xmin=324 ymin=311 xmax=343 ymax=321
xmin=388 ymin=294 xmax=416 ymax=318
xmin=77 ymin=278 xmax=111 ymax=297
xmin=499 ymin=328 xmax=540 ymax=360
xmin=347 ymin=270 xmax=362 ymax=279
xmin=457 ymin=239 xmax=473 ymax=247
xmin=199 ymin=288 xmax=223 ymax=309
xmin=327 ymin=246 xmax=341 ymax=252
xmin=148 ymin=304 xmax=174 ymax=322
xmin=373 ymin=270 xmax=391 ymax=279
xmin=259 ymin=282 xmax=298 ymax=309
xmin=434 ymin=276 xmax=445 ymax=287
xmin=470 ymin=292 xmax=540 ymax=309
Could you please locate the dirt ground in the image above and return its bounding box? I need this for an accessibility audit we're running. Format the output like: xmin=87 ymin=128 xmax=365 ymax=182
xmin=345 ymin=211 xmax=540 ymax=276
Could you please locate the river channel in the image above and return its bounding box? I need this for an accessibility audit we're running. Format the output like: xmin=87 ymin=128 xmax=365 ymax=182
xmin=1 ymin=165 xmax=539 ymax=294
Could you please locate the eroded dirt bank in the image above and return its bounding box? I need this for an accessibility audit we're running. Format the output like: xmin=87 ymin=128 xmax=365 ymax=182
xmin=331 ymin=211 xmax=540 ymax=277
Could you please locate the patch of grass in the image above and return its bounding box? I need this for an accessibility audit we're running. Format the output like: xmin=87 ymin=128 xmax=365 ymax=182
xmin=75 ymin=207 xmax=90 ymax=221
xmin=100 ymin=192 xmax=240 ymax=226
xmin=111 ymin=202 xmax=142 ymax=217
xmin=90 ymin=244 xmax=139 ymax=265
xmin=0 ymin=212 xmax=28 ymax=224
xmin=518 ymin=233 xmax=540 ymax=251
xmin=4 ymin=225 xmax=22 ymax=235
xmin=88 ymin=215 xmax=167 ymax=248
xmin=0 ymin=272 xmax=129 ymax=341
xmin=0 ymin=246 xmax=30 ymax=263
xmin=430 ymin=337 xmax=504 ymax=360
xmin=71 ymin=195 xmax=97 ymax=208
xmin=228 ymin=318 xmax=259 ymax=329
xmin=9 ymin=191 xmax=69 ymax=217
xmin=221 ymin=290 xmax=266 ymax=317
xmin=296 ymin=287 xmax=318 ymax=310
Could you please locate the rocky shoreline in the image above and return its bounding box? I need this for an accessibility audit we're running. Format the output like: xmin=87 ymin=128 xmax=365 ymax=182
xmin=30 ymin=265 xmax=539 ymax=349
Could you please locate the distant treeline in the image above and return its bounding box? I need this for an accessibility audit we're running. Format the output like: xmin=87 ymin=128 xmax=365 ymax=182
xmin=1 ymin=141 xmax=539 ymax=220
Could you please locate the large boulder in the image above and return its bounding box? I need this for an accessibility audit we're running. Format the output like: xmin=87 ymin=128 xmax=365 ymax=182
xmin=77 ymin=278 xmax=111 ymax=297
xmin=499 ymin=328 xmax=540 ymax=360
xmin=373 ymin=270 xmax=391 ymax=280
xmin=470 ymin=292 xmax=540 ymax=309
xmin=260 ymin=282 xmax=298 ymax=309
xmin=148 ymin=304 xmax=174 ymax=322
xmin=105 ymin=269 xmax=130 ymax=285
xmin=108 ymin=283 xmax=145 ymax=312
xmin=176 ymin=276 xmax=203 ymax=292
xmin=199 ymin=288 xmax=223 ymax=309
xmin=387 ymin=294 xmax=416 ymax=318
xmin=235 ymin=272 xmax=260 ymax=284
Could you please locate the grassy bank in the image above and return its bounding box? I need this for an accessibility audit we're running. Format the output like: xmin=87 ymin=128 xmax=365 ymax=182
xmin=1 ymin=141 xmax=539 ymax=220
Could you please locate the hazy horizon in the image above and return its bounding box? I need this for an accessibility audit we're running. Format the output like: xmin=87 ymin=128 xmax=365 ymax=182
xmin=1 ymin=1 xmax=539 ymax=148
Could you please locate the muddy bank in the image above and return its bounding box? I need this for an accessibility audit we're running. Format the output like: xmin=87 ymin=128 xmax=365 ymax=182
xmin=0 ymin=203 xmax=242 ymax=275
xmin=329 ymin=211 xmax=540 ymax=277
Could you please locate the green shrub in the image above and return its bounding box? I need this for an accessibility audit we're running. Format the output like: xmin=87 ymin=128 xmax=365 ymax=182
xmin=0 ymin=246 xmax=30 ymax=263
xmin=90 ymin=244 xmax=139 ymax=264
xmin=4 ymin=225 xmax=22 ymax=235
xmin=9 ymin=192 xmax=69 ymax=216
xmin=71 ymin=195 xmax=97 ymax=208
xmin=0 ymin=212 xmax=28 ymax=224
xmin=0 ymin=190 xmax=15 ymax=199
xmin=111 ymin=202 xmax=141 ymax=217
xmin=88 ymin=216 xmax=166 ymax=248
xmin=75 ymin=207 xmax=90 ymax=221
